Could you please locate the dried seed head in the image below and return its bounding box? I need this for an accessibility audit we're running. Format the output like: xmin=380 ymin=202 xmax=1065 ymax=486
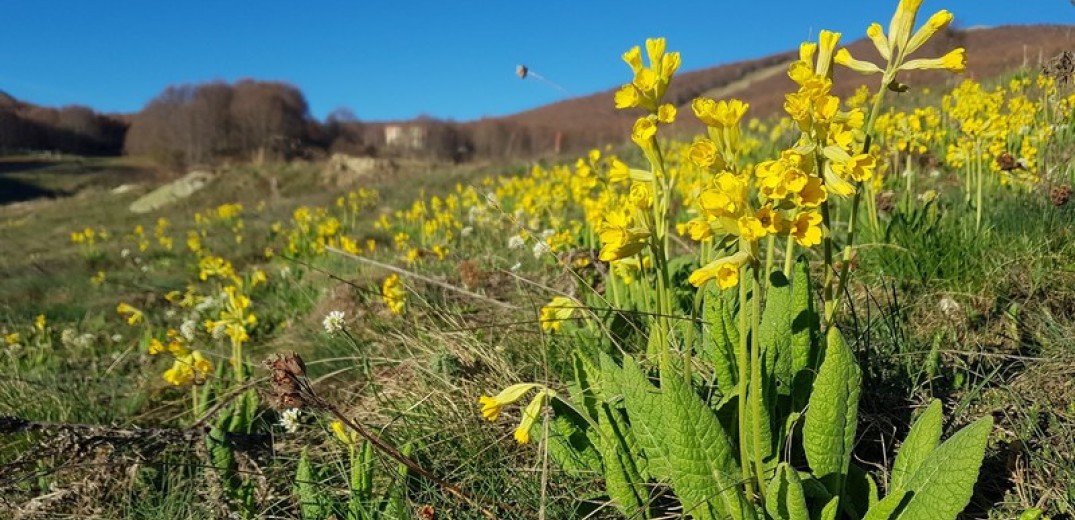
xmin=1051 ymin=185 xmax=1072 ymax=207
xmin=264 ymin=352 xmax=311 ymax=410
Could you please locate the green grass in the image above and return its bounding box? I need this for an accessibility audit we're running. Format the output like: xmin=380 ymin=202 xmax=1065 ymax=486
xmin=1 ymin=136 xmax=1074 ymax=519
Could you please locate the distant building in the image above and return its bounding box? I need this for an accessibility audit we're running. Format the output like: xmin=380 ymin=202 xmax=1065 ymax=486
xmin=384 ymin=125 xmax=426 ymax=150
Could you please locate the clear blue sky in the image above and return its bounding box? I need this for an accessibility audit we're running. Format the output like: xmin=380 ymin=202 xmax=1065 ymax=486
xmin=0 ymin=1 xmax=1071 ymax=122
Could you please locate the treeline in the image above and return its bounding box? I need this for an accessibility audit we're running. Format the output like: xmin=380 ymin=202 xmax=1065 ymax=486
xmin=0 ymin=79 xmax=624 ymax=167
xmin=0 ymin=93 xmax=126 ymax=155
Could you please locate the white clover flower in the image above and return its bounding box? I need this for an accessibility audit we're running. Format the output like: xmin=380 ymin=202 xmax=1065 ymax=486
xmin=180 ymin=319 xmax=198 ymax=342
xmin=508 ymin=235 xmax=526 ymax=250
xmin=75 ymin=333 xmax=96 ymax=349
xmin=211 ymin=322 xmax=228 ymax=340
xmin=120 ymin=248 xmax=130 ymax=258
xmin=279 ymin=408 xmax=302 ymax=433
xmin=322 ymin=310 xmax=346 ymax=335
xmin=194 ymin=296 xmax=217 ymax=313
xmin=532 ymin=240 xmax=551 ymax=258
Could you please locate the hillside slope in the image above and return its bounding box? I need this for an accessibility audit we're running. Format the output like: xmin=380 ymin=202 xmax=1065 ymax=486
xmin=496 ymin=25 xmax=1075 ymax=145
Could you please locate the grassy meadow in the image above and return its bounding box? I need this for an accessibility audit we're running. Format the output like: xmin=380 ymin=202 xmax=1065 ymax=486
xmin=2 ymin=5 xmax=1075 ymax=520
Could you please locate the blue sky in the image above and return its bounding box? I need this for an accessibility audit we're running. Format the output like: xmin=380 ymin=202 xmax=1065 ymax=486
xmin=0 ymin=1 xmax=1071 ymax=122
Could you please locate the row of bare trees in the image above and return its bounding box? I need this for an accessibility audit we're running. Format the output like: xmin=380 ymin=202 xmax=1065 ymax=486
xmin=0 ymin=93 xmax=126 ymax=156
xmin=124 ymin=80 xmax=317 ymax=167
xmin=0 ymin=79 xmax=626 ymax=167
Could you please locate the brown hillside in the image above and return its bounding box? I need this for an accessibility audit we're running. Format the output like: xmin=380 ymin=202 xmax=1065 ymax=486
xmin=495 ymin=25 xmax=1075 ymax=149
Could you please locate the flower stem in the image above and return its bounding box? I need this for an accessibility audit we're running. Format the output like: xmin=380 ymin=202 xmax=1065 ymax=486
xmin=736 ymin=269 xmax=754 ymax=500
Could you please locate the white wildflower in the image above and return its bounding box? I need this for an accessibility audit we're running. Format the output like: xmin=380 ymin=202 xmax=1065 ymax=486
xmin=180 ymin=319 xmax=198 ymax=342
xmin=508 ymin=235 xmax=526 ymax=250
xmin=938 ymin=296 xmax=962 ymax=321
xmin=120 ymin=248 xmax=130 ymax=258
xmin=279 ymin=409 xmax=302 ymax=433
xmin=111 ymin=334 xmax=123 ymax=343
xmin=460 ymin=226 xmax=473 ymax=237
xmin=322 ymin=310 xmax=346 ymax=335
xmin=510 ymin=262 xmax=522 ymax=272
xmin=532 ymin=240 xmax=551 ymax=258
xmin=61 ymin=328 xmax=77 ymax=347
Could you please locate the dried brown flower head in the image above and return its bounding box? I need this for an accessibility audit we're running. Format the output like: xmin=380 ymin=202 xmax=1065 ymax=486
xmin=264 ymin=352 xmax=311 ymax=410
xmin=1051 ymin=184 xmax=1072 ymax=207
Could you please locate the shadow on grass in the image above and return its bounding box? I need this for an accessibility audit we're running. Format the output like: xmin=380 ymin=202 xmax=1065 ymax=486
xmin=0 ymin=176 xmax=67 ymax=204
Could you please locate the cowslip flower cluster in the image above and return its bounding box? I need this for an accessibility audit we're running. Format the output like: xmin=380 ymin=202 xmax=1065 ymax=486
xmin=478 ymin=383 xmax=556 ymax=444
xmin=382 ymin=274 xmax=406 ymax=315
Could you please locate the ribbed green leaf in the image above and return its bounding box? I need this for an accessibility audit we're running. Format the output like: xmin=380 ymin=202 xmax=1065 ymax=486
xmin=895 ymin=416 xmax=993 ymax=520
xmin=760 ymin=270 xmax=794 ymax=397
xmin=703 ymin=283 xmax=739 ymax=398
xmin=804 ymin=327 xmax=861 ymax=498
xmin=789 ymin=258 xmax=820 ymax=412
xmin=597 ymin=402 xmax=648 ymax=518
xmin=862 ymin=490 xmax=908 ymax=520
xmin=296 ymin=448 xmax=331 ymax=520
xmin=600 ymin=354 xmax=670 ymax=480
xmin=619 ymin=356 xmax=743 ymax=520
xmin=845 ymin=463 xmax=877 ymax=518
xmin=891 ymin=399 xmax=943 ymax=491
xmin=765 ymin=463 xmax=809 ymax=520
xmin=819 ymin=496 xmax=840 ymax=520
xmin=543 ymin=398 xmax=603 ymax=476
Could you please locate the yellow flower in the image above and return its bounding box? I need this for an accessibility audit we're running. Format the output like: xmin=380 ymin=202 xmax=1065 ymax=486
xmin=598 ymin=211 xmax=649 ymax=262
xmin=631 ymin=116 xmax=658 ymax=149
xmin=330 ymin=419 xmax=358 ymax=445
xmin=607 ymin=159 xmax=630 ymax=183
xmin=688 ymin=251 xmax=751 ymax=288
xmin=906 ymin=10 xmax=953 ymax=55
xmin=382 ymin=274 xmax=407 ymax=315
xmin=163 ymin=350 xmax=213 ymax=386
xmin=116 ymin=303 xmax=144 ymax=326
xmin=629 ymin=183 xmax=654 ymax=210
xmin=514 ymin=390 xmax=551 ymax=444
xmin=791 ymin=211 xmax=823 ymax=247
xmin=614 ymin=84 xmax=641 ymax=109
xmin=478 ymin=383 xmax=540 ymax=422
xmin=835 ymin=48 xmax=883 ymax=76
xmin=657 ymin=103 xmax=677 ymax=124
xmin=901 ymin=48 xmax=965 ymax=73
xmin=34 ymin=314 xmax=46 ymax=332
xmin=737 ymin=216 xmax=767 ymax=242
xmin=4 ymin=332 xmax=20 ymax=346
xmin=688 ymin=138 xmax=722 ymax=169
xmin=539 ymin=296 xmax=579 ymax=332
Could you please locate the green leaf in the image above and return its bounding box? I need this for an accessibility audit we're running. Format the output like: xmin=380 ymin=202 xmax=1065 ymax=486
xmin=296 ymin=448 xmax=331 ymax=520
xmin=597 ymin=402 xmax=648 ymax=518
xmin=542 ymin=398 xmax=603 ymax=477
xmin=804 ymin=327 xmax=861 ymax=499
xmin=600 ymin=354 xmax=670 ymax=481
xmin=844 ymin=463 xmax=876 ymax=518
xmin=789 ymin=258 xmax=820 ymax=411
xmin=862 ymin=490 xmax=909 ymax=520
xmin=759 ymin=270 xmax=794 ymax=397
xmin=619 ymin=356 xmax=744 ymax=520
xmin=819 ymin=496 xmax=840 ymax=520
xmin=703 ymin=283 xmax=739 ymax=398
xmin=895 ymin=416 xmax=993 ymax=520
xmin=765 ymin=463 xmax=809 ymax=520
xmin=891 ymin=399 xmax=943 ymax=491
